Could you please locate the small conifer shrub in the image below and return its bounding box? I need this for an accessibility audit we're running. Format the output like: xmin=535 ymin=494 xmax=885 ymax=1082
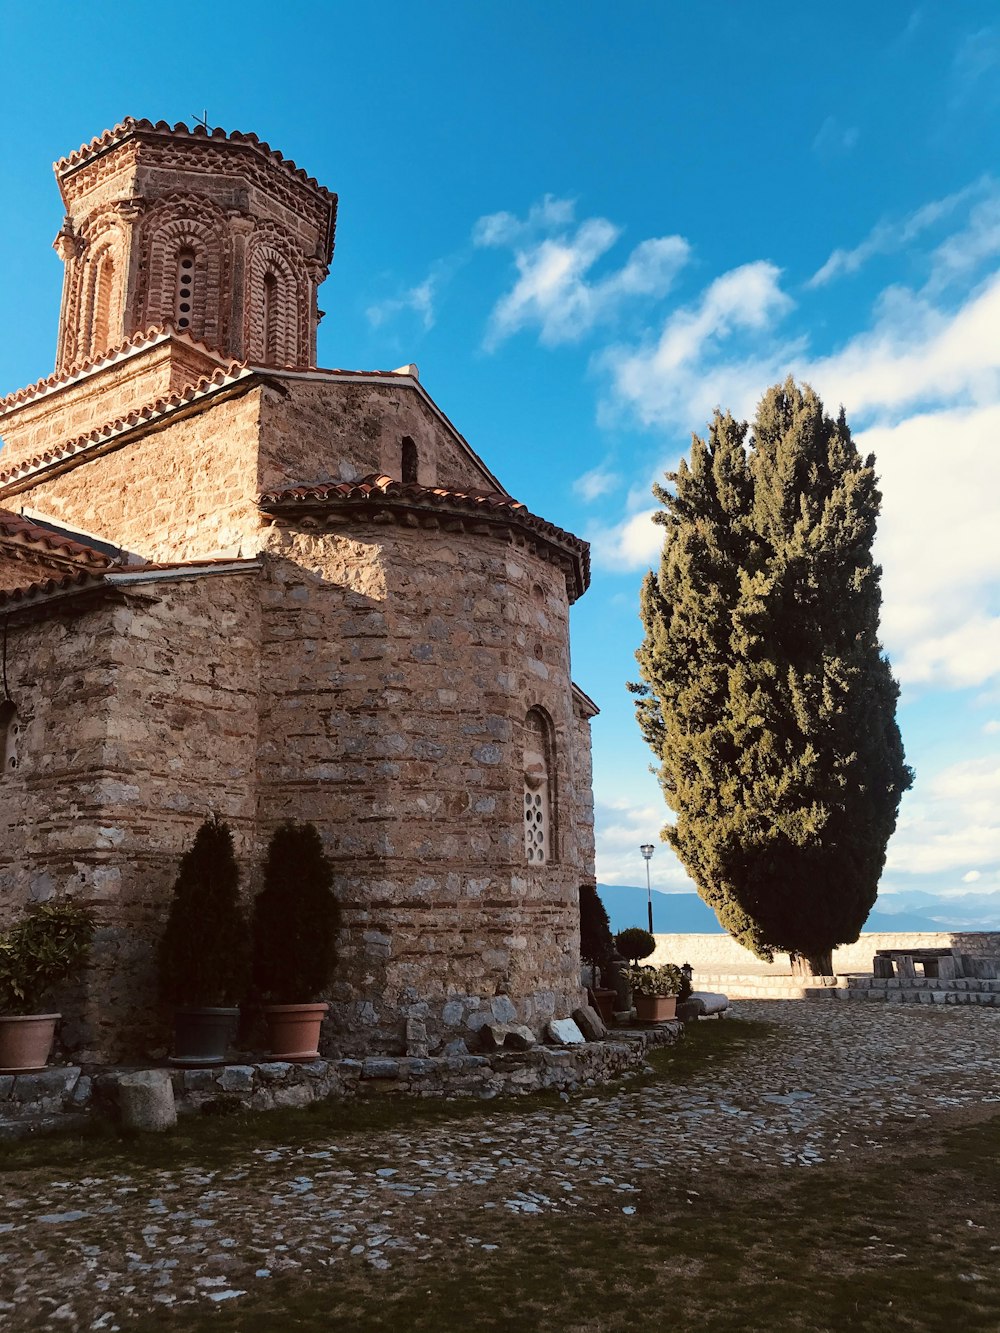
xmin=252 ymin=821 xmax=340 ymax=1004
xmin=615 ymin=927 xmax=656 ymax=965
xmin=158 ymin=815 xmax=250 ymax=1007
xmin=579 ymin=883 xmax=615 ymax=979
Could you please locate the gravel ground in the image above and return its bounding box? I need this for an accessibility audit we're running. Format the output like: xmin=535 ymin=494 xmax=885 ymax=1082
xmin=3 ymin=998 xmax=1000 ymax=1330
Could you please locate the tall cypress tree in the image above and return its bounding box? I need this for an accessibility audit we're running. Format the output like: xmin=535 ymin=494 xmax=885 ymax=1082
xmin=631 ymin=380 xmax=912 ymax=974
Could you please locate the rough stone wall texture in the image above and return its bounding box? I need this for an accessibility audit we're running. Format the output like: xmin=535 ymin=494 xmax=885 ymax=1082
xmin=0 ymin=339 xmax=226 ymax=468
xmin=0 ymin=386 xmax=266 ymax=562
xmin=0 ymin=572 xmax=261 ymax=1061
xmin=256 ymin=377 xmax=501 ymax=495
xmin=257 ymin=525 xmax=588 ymax=1057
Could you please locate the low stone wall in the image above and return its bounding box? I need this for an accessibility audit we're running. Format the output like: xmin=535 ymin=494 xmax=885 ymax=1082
xmin=651 ymin=931 xmax=1000 ymax=976
xmin=0 ymin=1025 xmax=682 ymax=1141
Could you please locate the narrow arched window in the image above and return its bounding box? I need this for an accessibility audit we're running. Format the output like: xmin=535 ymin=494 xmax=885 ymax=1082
xmin=175 ymin=249 xmax=196 ymax=331
xmin=93 ymin=253 xmax=115 ymax=352
xmin=401 ymin=436 xmax=419 ymax=485
xmin=0 ymin=700 xmax=19 ymax=776
xmin=524 ymin=708 xmax=554 ymax=864
xmin=263 ymin=272 xmax=279 ymax=363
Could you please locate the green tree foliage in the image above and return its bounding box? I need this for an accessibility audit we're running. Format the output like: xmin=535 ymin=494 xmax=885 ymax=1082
xmin=631 ymin=380 xmax=913 ymax=973
xmin=615 ymin=927 xmax=656 ymax=965
xmin=252 ymin=821 xmax=341 ymax=1003
xmin=0 ymin=901 xmax=95 ymax=1014
xmin=158 ymin=815 xmax=250 ymax=1007
xmin=579 ymin=883 xmax=615 ymax=973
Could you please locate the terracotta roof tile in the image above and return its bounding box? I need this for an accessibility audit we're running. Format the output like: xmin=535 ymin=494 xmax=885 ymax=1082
xmin=55 ymin=118 xmax=336 ymax=201
xmin=0 ymin=568 xmax=105 ymax=609
xmin=0 ymin=508 xmax=115 ymax=570
xmin=259 ymin=474 xmax=591 ymax=601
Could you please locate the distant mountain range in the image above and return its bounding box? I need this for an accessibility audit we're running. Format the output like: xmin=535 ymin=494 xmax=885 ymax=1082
xmin=598 ymin=883 xmax=1000 ymax=937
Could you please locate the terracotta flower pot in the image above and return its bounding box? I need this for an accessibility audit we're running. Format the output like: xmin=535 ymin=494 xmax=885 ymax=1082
xmin=0 ymin=1013 xmax=59 ymax=1073
xmin=169 ymin=1007 xmax=239 ymax=1066
xmin=634 ymin=994 xmax=677 ymax=1023
xmin=263 ymin=1003 xmax=329 ymax=1060
xmin=592 ymin=988 xmax=618 ymax=1025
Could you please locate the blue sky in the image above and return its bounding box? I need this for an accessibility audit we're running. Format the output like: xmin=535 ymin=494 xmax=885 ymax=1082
xmin=1 ymin=3 xmax=999 ymax=918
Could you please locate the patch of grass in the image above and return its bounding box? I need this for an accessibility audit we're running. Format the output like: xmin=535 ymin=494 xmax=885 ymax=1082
xmin=127 ymin=1110 xmax=1000 ymax=1333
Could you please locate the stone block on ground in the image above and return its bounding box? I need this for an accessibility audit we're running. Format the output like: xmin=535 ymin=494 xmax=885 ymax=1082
xmin=691 ymin=991 xmax=729 ymax=1016
xmin=676 ymin=998 xmax=706 ymax=1022
xmin=546 ymin=1017 xmax=585 ymax=1046
xmin=117 ymin=1069 xmax=177 ymax=1132
xmin=571 ymin=1005 xmax=607 ymax=1041
xmin=479 ymin=1023 xmax=536 ymax=1052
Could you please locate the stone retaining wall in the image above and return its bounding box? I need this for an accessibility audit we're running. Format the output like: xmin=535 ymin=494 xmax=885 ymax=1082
xmin=652 ymin=931 xmax=1000 ymax=976
xmin=0 ymin=1025 xmax=681 ymax=1141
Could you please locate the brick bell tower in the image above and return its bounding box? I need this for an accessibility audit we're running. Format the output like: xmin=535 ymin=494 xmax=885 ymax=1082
xmin=51 ymin=118 xmax=338 ymax=374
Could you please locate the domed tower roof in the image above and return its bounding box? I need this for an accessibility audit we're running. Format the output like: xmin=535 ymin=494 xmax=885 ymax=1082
xmin=51 ymin=118 xmax=338 ymax=375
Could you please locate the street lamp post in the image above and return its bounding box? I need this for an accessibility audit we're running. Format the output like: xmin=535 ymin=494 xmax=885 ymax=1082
xmin=640 ymin=843 xmax=655 ymax=934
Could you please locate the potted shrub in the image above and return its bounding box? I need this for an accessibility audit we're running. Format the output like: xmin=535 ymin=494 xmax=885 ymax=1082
xmin=579 ymin=883 xmax=617 ymax=1024
xmin=158 ymin=815 xmax=250 ymax=1066
xmin=615 ymin=927 xmax=656 ymax=966
xmin=624 ymin=962 xmax=683 ymax=1023
xmin=0 ymin=901 xmax=95 ymax=1072
xmin=251 ymin=821 xmax=340 ymax=1060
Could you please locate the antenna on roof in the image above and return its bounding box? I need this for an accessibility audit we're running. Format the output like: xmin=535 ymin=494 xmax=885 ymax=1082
xmin=193 ymin=110 xmax=210 ymax=131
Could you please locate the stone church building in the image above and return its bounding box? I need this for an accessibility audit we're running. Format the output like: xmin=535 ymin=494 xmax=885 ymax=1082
xmin=0 ymin=119 xmax=598 ymax=1062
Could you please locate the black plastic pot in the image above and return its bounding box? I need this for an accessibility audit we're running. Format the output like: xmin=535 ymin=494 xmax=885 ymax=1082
xmin=169 ymin=1007 xmax=239 ymax=1066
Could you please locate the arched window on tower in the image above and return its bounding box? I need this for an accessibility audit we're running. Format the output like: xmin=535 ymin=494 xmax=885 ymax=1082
xmin=401 ymin=436 xmax=419 ymax=484
xmin=262 ymin=272 xmax=279 ymax=363
xmin=175 ymin=249 xmax=196 ymax=331
xmin=93 ymin=252 xmax=115 ymax=352
xmin=523 ymin=708 xmax=555 ymax=865
xmin=0 ymin=700 xmax=19 ymax=776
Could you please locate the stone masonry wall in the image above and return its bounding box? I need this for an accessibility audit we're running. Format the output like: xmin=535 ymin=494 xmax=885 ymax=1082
xmin=650 ymin=930 xmax=1000 ymax=976
xmin=257 ymin=377 xmax=501 ymax=496
xmin=0 ymin=339 xmax=226 ymax=467
xmin=0 ymin=571 xmax=261 ymax=1062
xmin=0 ymin=386 xmax=266 ymax=562
xmin=257 ymin=522 xmax=590 ymax=1056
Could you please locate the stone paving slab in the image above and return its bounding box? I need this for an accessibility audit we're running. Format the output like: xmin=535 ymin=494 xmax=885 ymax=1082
xmin=2 ymin=999 xmax=1000 ymax=1330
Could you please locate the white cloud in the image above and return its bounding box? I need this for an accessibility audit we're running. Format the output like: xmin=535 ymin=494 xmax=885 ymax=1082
xmin=593 ymin=796 xmax=694 ymax=887
xmin=984 ymin=720 xmax=1000 ymax=735
xmin=366 ymin=276 xmax=437 ymax=331
xmin=812 ymin=115 xmax=859 ymax=157
xmin=963 ymin=870 xmax=983 ymax=883
xmin=476 ymin=198 xmax=690 ymax=349
xmin=602 ymin=261 xmax=795 ymax=431
xmin=861 ymin=402 xmax=1000 ymax=689
xmin=886 ymin=757 xmax=1000 ymax=877
xmin=473 ymin=195 xmax=577 ymax=249
xmin=589 ymin=508 xmax=661 ymax=571
xmin=573 ymin=466 xmax=620 ymax=502
xmin=809 ymin=182 xmax=985 ymax=287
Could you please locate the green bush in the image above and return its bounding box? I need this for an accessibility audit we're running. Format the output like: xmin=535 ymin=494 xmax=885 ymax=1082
xmin=252 ymin=821 xmax=340 ymax=1003
xmin=158 ymin=816 xmax=250 ymax=1007
xmin=615 ymin=927 xmax=656 ymax=965
xmin=0 ymin=901 xmax=95 ymax=1014
xmin=579 ymin=883 xmax=615 ymax=973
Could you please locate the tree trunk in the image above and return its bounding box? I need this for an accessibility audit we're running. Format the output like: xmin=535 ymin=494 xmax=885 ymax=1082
xmin=789 ymin=950 xmax=833 ymax=978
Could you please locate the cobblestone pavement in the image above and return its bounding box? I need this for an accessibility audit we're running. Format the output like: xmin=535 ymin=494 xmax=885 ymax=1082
xmin=3 ymin=999 xmax=1000 ymax=1330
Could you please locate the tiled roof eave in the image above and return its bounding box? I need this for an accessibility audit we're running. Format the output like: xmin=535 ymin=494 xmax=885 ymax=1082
xmin=259 ymin=484 xmax=591 ymax=602
xmin=0 ymin=366 xmax=257 ymax=493
xmin=55 ymin=119 xmax=337 ymax=204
